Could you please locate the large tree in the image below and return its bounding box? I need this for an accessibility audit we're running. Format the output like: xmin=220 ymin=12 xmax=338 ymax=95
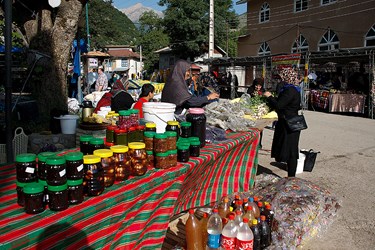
xmin=137 ymin=11 xmax=169 ymax=72
xmin=158 ymin=0 xmax=238 ymax=60
xmin=8 ymin=0 xmax=86 ymax=129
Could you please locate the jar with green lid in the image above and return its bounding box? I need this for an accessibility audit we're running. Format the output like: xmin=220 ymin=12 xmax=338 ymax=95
xmin=144 ymin=131 xmax=155 ymax=151
xmin=180 ymin=122 xmax=192 ymax=138
xmin=16 ymin=181 xmax=30 ymax=206
xmin=64 ymin=151 xmax=84 ymax=180
xmin=93 ymin=149 xmax=115 ymax=187
xmin=106 ymin=125 xmax=117 ymax=143
xmin=165 ymin=131 xmax=177 ymax=151
xmin=145 ymin=122 xmax=157 ymax=132
xmin=83 ymin=155 xmax=104 ymax=196
xmin=190 ymin=140 xmax=201 ymax=157
xmin=155 ymin=152 xmax=169 ymax=169
xmin=38 ymin=179 xmax=49 ymax=205
xmin=154 ymin=133 xmax=168 ymax=153
xmin=177 ymin=137 xmax=190 ymax=146
xmin=80 ymin=135 xmax=93 ymax=155
xmin=177 ymin=143 xmax=190 ymax=162
xmin=110 ymin=145 xmax=131 ymax=181
xmin=16 ymin=153 xmax=37 ymax=183
xmin=129 ymin=109 xmax=139 ymax=127
xmin=37 ymin=151 xmax=55 ymax=180
xmin=115 ymin=128 xmax=128 ymax=146
xmin=23 ymin=182 xmax=45 ymax=214
xmin=128 ymin=142 xmax=148 ymax=176
xmin=166 ymin=121 xmax=180 ymax=139
xmin=118 ymin=110 xmax=131 ymax=129
xmin=46 ymin=156 xmax=67 ymax=186
xmin=146 ymin=151 xmax=154 ymax=168
xmin=127 ymin=126 xmax=137 ymax=143
xmin=167 ymin=150 xmax=178 ymax=168
xmin=136 ymin=125 xmax=145 ymax=142
xmin=48 ymin=183 xmax=69 ymax=211
xmin=89 ymin=137 xmax=105 ymax=154
xmin=67 ymin=179 xmax=84 ymax=205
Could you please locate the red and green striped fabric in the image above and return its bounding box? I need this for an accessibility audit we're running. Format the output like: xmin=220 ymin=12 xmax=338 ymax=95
xmin=0 ymin=130 xmax=259 ymax=249
xmin=174 ymin=130 xmax=260 ymax=214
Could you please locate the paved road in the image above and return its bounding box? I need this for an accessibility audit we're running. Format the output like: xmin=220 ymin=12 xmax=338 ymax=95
xmin=257 ymin=110 xmax=375 ymax=250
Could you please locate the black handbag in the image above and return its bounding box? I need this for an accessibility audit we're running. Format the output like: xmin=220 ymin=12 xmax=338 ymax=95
xmin=300 ymin=149 xmax=320 ymax=172
xmin=285 ymin=114 xmax=308 ymax=132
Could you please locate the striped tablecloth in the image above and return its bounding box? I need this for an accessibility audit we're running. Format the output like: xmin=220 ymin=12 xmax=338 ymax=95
xmin=0 ymin=130 xmax=259 ymax=249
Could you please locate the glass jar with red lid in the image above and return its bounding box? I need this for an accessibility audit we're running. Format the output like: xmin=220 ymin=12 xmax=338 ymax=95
xmin=106 ymin=125 xmax=117 ymax=143
xmin=115 ymin=128 xmax=127 ymax=146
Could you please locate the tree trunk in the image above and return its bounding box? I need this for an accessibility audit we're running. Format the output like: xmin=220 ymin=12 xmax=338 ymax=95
xmin=25 ymin=1 xmax=84 ymax=127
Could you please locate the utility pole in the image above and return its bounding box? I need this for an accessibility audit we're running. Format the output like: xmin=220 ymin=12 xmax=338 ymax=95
xmin=86 ymin=3 xmax=91 ymax=51
xmin=209 ymin=0 xmax=214 ymax=58
xmin=226 ymin=21 xmax=229 ymax=58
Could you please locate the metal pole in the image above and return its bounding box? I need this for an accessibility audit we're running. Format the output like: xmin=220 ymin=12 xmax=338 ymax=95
xmin=86 ymin=3 xmax=90 ymax=51
xmin=208 ymin=0 xmax=214 ymax=58
xmin=4 ymin=0 xmax=13 ymax=162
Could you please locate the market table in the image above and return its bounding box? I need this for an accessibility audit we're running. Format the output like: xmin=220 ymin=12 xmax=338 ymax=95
xmin=329 ymin=93 xmax=366 ymax=113
xmin=0 ymin=130 xmax=260 ymax=249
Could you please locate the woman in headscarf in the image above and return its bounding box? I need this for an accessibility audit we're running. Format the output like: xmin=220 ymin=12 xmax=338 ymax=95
xmin=94 ymin=73 xmax=134 ymax=113
xmin=263 ymin=68 xmax=302 ymax=177
xmin=161 ymin=60 xmax=219 ymax=114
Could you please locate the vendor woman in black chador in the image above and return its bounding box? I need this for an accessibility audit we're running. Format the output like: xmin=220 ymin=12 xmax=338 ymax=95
xmin=161 ymin=59 xmax=219 ymax=114
xmin=264 ymin=68 xmax=302 ymax=177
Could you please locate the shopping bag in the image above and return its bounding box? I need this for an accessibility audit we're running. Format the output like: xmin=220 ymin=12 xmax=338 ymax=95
xmin=300 ymin=149 xmax=320 ymax=172
xmin=285 ymin=115 xmax=308 ymax=132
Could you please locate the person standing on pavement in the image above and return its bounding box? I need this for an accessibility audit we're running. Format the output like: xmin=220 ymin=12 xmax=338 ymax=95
xmin=263 ymin=68 xmax=302 ymax=177
xmin=95 ymin=66 xmax=108 ymax=92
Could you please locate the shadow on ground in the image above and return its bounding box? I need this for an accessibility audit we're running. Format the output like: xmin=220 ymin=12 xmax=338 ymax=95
xmin=257 ymin=164 xmax=282 ymax=177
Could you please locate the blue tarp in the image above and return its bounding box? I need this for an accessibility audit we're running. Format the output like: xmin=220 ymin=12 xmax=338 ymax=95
xmin=0 ymin=45 xmax=24 ymax=53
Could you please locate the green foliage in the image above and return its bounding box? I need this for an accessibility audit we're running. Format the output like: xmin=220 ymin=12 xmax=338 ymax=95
xmin=138 ymin=11 xmax=169 ymax=72
xmin=77 ymin=0 xmax=139 ymax=50
xmin=158 ymin=0 xmax=238 ymax=59
xmin=0 ymin=19 xmax=24 ymax=48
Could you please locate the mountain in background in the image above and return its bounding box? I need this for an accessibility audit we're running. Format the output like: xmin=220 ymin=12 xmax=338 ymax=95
xmin=121 ymin=3 xmax=163 ymax=23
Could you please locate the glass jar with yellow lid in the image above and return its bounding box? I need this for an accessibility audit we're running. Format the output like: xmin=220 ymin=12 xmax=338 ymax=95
xmin=128 ymin=142 xmax=148 ymax=176
xmin=110 ymin=145 xmax=131 ymax=181
xmin=166 ymin=120 xmax=180 ymax=139
xmin=93 ymin=149 xmax=115 ymax=187
xmin=83 ymin=155 xmax=104 ymax=196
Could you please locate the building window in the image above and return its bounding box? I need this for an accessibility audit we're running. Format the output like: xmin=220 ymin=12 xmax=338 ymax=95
xmin=321 ymin=0 xmax=337 ymax=6
xmin=258 ymin=42 xmax=271 ymax=56
xmin=365 ymin=24 xmax=375 ymax=47
xmin=318 ymin=29 xmax=339 ymax=51
xmin=295 ymin=0 xmax=308 ymax=12
xmin=259 ymin=3 xmax=270 ymax=23
xmin=121 ymin=59 xmax=128 ymax=68
xmin=292 ymin=34 xmax=309 ymax=53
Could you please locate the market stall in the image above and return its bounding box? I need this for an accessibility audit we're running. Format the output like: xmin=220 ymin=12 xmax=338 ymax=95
xmin=0 ymin=130 xmax=259 ymax=249
xmin=309 ymin=89 xmax=366 ymax=114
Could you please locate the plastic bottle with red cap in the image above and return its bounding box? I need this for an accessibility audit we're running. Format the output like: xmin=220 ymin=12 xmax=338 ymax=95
xmin=218 ymin=196 xmax=231 ymax=219
xmin=221 ymin=214 xmax=238 ymax=249
xmin=236 ymin=217 xmax=254 ymax=250
xmin=264 ymin=204 xmax=275 ymax=231
xmin=260 ymin=215 xmax=271 ymax=248
xmin=207 ymin=208 xmax=222 ymax=249
xmin=185 ymin=209 xmax=203 ymax=250
xmin=201 ymin=212 xmax=209 ymax=249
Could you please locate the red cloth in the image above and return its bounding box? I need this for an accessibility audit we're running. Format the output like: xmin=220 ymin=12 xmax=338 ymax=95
xmin=133 ymin=97 xmax=148 ymax=118
xmin=94 ymin=92 xmax=112 ymax=113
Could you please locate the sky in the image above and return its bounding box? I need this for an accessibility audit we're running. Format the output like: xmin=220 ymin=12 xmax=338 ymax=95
xmin=113 ymin=0 xmax=247 ymax=15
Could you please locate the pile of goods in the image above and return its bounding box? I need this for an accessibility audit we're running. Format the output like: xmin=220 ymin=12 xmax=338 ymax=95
xmin=205 ymin=94 xmax=276 ymax=131
xmin=15 ymin=107 xmax=213 ymax=214
xmin=185 ymin=195 xmax=274 ymax=250
xmin=179 ymin=174 xmax=340 ymax=249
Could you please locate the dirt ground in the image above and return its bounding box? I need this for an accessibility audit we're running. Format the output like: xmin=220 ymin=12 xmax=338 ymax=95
xmin=257 ymin=110 xmax=375 ymax=250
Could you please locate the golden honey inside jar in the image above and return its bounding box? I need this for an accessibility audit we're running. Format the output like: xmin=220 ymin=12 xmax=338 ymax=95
xmin=93 ymin=149 xmax=115 ymax=187
xmin=128 ymin=142 xmax=148 ymax=176
xmin=110 ymin=145 xmax=131 ymax=182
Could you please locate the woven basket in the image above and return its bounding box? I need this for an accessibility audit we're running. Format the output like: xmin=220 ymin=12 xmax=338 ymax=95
xmin=12 ymin=127 xmax=28 ymax=160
